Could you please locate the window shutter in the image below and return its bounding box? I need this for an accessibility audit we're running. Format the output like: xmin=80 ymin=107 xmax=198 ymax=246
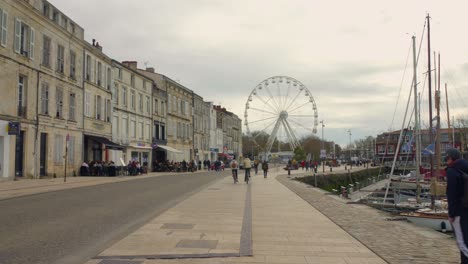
xmin=14 ymin=18 xmax=20 ymax=53
xmin=29 ymin=27 xmax=35 ymax=59
xmin=1 ymin=10 xmax=7 ymax=47
xmin=94 ymin=95 xmax=97 ymax=119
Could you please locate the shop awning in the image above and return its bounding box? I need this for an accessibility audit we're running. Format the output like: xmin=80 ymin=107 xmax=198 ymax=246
xmin=131 ymin=145 xmax=152 ymax=150
xmin=156 ymin=145 xmax=183 ymax=153
xmin=85 ymin=135 xmax=124 ymax=150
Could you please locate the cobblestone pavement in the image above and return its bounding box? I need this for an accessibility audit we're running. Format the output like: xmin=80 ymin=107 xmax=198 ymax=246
xmin=277 ymin=174 xmax=460 ymax=264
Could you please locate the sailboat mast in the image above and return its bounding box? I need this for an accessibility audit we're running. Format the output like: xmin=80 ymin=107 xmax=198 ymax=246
xmin=426 ymin=15 xmax=434 ymax=172
xmin=435 ymin=53 xmax=441 ymax=181
xmin=426 ymin=14 xmax=435 ymax=208
xmin=412 ymin=35 xmax=421 ymax=203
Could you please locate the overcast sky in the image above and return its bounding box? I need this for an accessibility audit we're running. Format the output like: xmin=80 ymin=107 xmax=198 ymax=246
xmin=52 ymin=0 xmax=468 ymax=147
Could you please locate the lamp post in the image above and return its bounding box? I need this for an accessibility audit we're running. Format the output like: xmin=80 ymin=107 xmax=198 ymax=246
xmin=320 ymin=120 xmax=325 ymax=173
xmin=348 ymin=129 xmax=352 ymax=166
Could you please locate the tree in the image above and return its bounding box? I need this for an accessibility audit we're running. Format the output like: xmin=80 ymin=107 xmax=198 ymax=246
xmin=293 ymin=146 xmax=307 ymax=162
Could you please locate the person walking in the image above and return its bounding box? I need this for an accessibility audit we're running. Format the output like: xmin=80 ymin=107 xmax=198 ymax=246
xmin=230 ymin=158 xmax=239 ymax=183
xmin=446 ymin=147 xmax=468 ymax=263
xmin=243 ymin=157 xmax=252 ymax=184
xmin=262 ymin=160 xmax=269 ymax=178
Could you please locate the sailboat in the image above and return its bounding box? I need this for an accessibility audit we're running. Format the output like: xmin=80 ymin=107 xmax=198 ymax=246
xmin=399 ymin=14 xmax=451 ymax=232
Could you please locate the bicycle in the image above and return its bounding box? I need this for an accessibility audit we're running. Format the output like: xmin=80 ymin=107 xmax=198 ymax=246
xmin=232 ymin=169 xmax=238 ymax=183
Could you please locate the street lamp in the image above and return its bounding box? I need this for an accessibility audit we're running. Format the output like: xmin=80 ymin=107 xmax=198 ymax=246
xmin=320 ymin=120 xmax=325 ymax=173
xmin=348 ymin=129 xmax=352 ymax=166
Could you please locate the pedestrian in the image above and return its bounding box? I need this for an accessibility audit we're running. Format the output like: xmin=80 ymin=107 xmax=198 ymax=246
xmin=243 ymin=157 xmax=252 ymax=183
xmin=262 ymin=160 xmax=269 ymax=178
xmin=446 ymin=147 xmax=468 ymax=263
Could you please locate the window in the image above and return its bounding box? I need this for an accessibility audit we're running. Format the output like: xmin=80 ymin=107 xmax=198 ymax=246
xmin=0 ymin=9 xmax=7 ymax=47
xmin=14 ymin=19 xmax=35 ymax=59
xmin=161 ymin=102 xmax=165 ymax=116
xmin=138 ymin=93 xmax=143 ymax=112
xmin=167 ymin=95 xmax=171 ymax=113
xmin=146 ymin=96 xmax=150 ymax=114
xmin=146 ymin=123 xmax=150 ymax=140
xmin=154 ymin=99 xmax=159 ymax=114
xmin=130 ymin=120 xmax=136 ymax=138
xmin=18 ymin=75 xmax=26 ymax=117
xmin=106 ymin=99 xmax=111 ymax=122
xmin=113 ymin=83 xmax=119 ymax=104
xmin=67 ymin=136 xmax=74 ymax=164
xmin=131 ymin=90 xmax=135 ymax=109
xmin=69 ymin=50 xmax=76 ymax=79
xmin=41 ymin=82 xmax=49 ymax=114
xmin=143 ymin=81 xmax=146 ymax=91
xmin=69 ymin=93 xmax=75 ymax=121
xmin=122 ymin=117 xmax=128 ymax=139
xmin=155 ymin=123 xmax=160 ymax=140
xmin=118 ymin=68 xmax=122 ymax=80
xmin=139 ymin=122 xmax=144 ymax=139
xmin=122 ymin=86 xmax=127 ymax=106
xmin=56 ymin=44 xmax=64 ymax=73
xmin=84 ymin=92 xmax=91 ymax=117
xmin=96 ymin=95 xmax=102 ymax=120
xmin=161 ymin=124 xmax=165 ymax=140
xmin=42 ymin=35 xmax=51 ymax=67
xmin=70 ymin=23 xmax=75 ymax=34
xmin=61 ymin=16 xmax=67 ymax=29
xmin=106 ymin=68 xmax=111 ymax=90
xmin=52 ymin=10 xmax=59 ymax=24
xmin=54 ymin=134 xmax=63 ymax=164
xmin=97 ymin=62 xmax=102 ymax=86
xmin=130 ymin=74 xmax=135 ymax=87
xmin=86 ymin=55 xmax=91 ymax=81
xmin=55 ymin=87 xmax=63 ymax=118
xmin=42 ymin=3 xmax=50 ymax=18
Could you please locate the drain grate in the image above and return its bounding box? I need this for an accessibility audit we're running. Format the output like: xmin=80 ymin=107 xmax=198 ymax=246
xmin=176 ymin=239 xmax=218 ymax=249
xmin=160 ymin=223 xmax=194 ymax=229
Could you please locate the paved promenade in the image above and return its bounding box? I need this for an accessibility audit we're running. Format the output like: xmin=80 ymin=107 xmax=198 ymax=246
xmin=1 ymin=166 xmax=461 ymax=263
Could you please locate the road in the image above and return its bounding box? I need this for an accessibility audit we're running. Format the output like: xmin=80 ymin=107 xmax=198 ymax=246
xmin=0 ymin=172 xmax=226 ymax=264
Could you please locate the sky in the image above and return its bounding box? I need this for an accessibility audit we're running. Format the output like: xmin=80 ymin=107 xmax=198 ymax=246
xmin=52 ymin=0 xmax=468 ymax=147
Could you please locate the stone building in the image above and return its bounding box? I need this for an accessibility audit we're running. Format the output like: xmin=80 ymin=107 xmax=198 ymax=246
xmin=201 ymin=101 xmax=211 ymax=162
xmin=213 ymin=105 xmax=243 ymax=160
xmin=111 ymin=61 xmax=153 ymax=166
xmin=83 ymin=41 xmax=119 ymax=164
xmin=0 ymin=0 xmax=85 ymax=179
xmin=148 ymin=72 xmax=193 ymax=162
xmin=136 ymin=67 xmax=170 ymax=167
xmin=193 ymin=93 xmax=205 ymax=164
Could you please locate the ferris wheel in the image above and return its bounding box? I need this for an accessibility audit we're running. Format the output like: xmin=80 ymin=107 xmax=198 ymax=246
xmin=244 ymin=76 xmax=318 ymax=154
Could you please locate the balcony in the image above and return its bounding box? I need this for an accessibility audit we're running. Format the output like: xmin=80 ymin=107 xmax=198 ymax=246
xmin=17 ymin=106 xmax=27 ymax=118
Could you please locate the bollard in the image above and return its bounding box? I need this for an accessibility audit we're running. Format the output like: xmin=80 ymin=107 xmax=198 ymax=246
xmin=345 ymin=165 xmax=347 ymax=170
xmin=341 ymin=186 xmax=347 ymax=198
xmin=288 ymin=166 xmax=291 ymax=175
xmin=330 ymin=167 xmax=332 ymax=172
xmin=314 ymin=173 xmax=317 ymax=187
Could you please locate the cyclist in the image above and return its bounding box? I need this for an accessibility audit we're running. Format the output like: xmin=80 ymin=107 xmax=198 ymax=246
xmin=230 ymin=158 xmax=239 ymax=183
xmin=243 ymin=157 xmax=252 ymax=184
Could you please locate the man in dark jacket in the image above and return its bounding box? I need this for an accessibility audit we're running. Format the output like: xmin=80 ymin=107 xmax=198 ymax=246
xmin=446 ymin=148 xmax=468 ymax=263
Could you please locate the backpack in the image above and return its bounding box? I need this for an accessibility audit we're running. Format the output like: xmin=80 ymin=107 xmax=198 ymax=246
xmin=231 ymin=161 xmax=237 ymax=169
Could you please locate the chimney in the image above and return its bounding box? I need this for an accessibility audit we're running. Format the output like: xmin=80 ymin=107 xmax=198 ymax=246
xmin=92 ymin=39 xmax=95 ymax=46
xmin=122 ymin=61 xmax=137 ymax=70
xmin=146 ymin=67 xmax=155 ymax=73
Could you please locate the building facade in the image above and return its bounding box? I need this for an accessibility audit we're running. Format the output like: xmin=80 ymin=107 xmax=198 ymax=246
xmin=193 ymin=93 xmax=204 ymax=164
xmin=83 ymin=41 xmax=117 ymax=164
xmin=0 ymin=0 xmax=85 ymax=179
xmin=112 ymin=61 xmax=153 ymax=166
xmin=136 ymin=67 xmax=170 ymax=167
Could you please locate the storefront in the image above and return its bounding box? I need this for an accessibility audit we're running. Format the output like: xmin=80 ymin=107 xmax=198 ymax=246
xmin=84 ymin=135 xmax=123 ymax=163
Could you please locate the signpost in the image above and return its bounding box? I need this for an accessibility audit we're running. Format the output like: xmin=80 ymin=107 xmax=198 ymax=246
xmin=7 ymin=122 xmax=20 ymax=135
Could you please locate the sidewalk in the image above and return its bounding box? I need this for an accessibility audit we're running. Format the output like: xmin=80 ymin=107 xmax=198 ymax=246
xmin=84 ymin=168 xmax=386 ymax=264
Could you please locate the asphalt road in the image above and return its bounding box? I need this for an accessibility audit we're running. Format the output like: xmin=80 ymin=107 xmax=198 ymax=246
xmin=0 ymin=172 xmax=227 ymax=264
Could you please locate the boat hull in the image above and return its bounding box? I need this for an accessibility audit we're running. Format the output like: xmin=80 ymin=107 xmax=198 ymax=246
xmin=402 ymin=213 xmax=452 ymax=232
